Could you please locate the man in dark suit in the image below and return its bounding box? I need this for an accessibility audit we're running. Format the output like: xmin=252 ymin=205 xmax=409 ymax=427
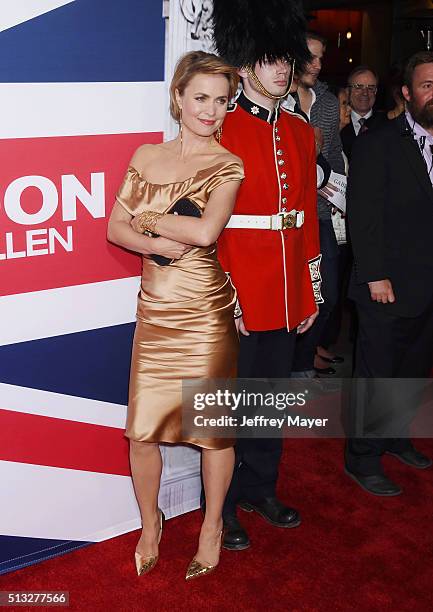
xmin=341 ymin=65 xmax=386 ymax=161
xmin=345 ymin=51 xmax=433 ymax=496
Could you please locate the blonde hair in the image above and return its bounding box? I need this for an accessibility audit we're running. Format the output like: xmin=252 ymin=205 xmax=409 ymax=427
xmin=169 ymin=51 xmax=239 ymax=123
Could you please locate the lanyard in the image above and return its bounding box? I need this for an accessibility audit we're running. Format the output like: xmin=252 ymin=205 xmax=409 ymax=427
xmin=412 ymin=119 xmax=433 ymax=178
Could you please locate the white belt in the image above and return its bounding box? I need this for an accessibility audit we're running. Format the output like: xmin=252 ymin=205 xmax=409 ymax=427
xmin=225 ymin=210 xmax=304 ymax=230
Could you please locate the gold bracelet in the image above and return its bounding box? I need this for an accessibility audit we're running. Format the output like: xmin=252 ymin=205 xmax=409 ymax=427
xmin=137 ymin=211 xmax=163 ymax=234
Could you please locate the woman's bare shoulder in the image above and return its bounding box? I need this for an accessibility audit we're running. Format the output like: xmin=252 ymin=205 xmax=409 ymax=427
xmin=129 ymin=142 xmax=168 ymax=172
xmin=214 ymin=146 xmax=244 ymax=168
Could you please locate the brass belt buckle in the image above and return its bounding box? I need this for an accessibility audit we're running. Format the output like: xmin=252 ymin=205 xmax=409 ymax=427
xmin=282 ymin=212 xmax=296 ymax=229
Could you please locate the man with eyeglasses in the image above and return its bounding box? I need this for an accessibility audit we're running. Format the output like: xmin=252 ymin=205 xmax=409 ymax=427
xmin=341 ymin=65 xmax=386 ymax=161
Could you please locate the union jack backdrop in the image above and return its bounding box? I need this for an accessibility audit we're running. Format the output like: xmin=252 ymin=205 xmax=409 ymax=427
xmin=0 ymin=0 xmax=201 ymax=576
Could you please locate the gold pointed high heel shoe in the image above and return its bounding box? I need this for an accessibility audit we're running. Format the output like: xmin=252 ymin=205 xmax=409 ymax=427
xmin=185 ymin=531 xmax=222 ymax=581
xmin=185 ymin=558 xmax=217 ymax=581
xmin=134 ymin=509 xmax=165 ymax=576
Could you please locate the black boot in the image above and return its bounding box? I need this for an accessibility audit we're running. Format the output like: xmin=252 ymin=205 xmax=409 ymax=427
xmin=222 ymin=514 xmax=250 ymax=551
xmin=239 ymin=497 xmax=301 ymax=528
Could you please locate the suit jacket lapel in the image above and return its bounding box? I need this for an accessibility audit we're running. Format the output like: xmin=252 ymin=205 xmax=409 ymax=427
xmin=366 ymin=112 xmax=380 ymax=130
xmin=341 ymin=120 xmax=356 ymax=158
xmin=397 ymin=119 xmax=433 ymax=204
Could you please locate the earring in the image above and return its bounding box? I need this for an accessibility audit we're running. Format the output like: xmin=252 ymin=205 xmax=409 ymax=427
xmin=179 ymin=109 xmax=183 ymax=146
xmin=215 ymin=125 xmax=223 ymax=143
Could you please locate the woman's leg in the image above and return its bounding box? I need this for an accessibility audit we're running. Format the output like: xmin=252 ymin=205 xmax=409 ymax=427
xmin=129 ymin=440 xmax=162 ymax=556
xmin=196 ymin=446 xmax=235 ymax=565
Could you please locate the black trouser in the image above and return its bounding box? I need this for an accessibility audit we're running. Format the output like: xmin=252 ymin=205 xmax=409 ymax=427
xmin=320 ymin=243 xmax=352 ymax=349
xmin=222 ymin=328 xmax=297 ymax=517
xmin=346 ymin=299 xmax=433 ymax=476
xmin=292 ymin=218 xmax=339 ymax=371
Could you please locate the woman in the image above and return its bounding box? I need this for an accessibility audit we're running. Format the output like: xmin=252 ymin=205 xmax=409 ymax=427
xmin=337 ymin=86 xmax=352 ymax=134
xmin=387 ymin=64 xmax=405 ymax=120
xmin=387 ymin=84 xmax=405 ymax=120
xmin=107 ymin=51 xmax=243 ymax=581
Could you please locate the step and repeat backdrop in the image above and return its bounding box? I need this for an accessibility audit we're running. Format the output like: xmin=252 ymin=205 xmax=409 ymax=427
xmin=0 ymin=0 xmax=210 ymax=575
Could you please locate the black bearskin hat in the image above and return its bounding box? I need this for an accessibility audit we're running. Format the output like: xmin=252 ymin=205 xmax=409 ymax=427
xmin=212 ymin=0 xmax=310 ymax=70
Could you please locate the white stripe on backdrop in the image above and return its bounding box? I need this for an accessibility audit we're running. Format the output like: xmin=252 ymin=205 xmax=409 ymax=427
xmin=0 ymin=452 xmax=200 ymax=541
xmin=0 ymin=277 xmax=140 ymax=346
xmin=0 ymin=383 xmax=127 ymax=428
xmin=0 ymin=460 xmax=140 ymax=542
xmin=0 ymin=82 xmax=166 ymax=138
xmin=0 ymin=1 xmax=76 ymax=33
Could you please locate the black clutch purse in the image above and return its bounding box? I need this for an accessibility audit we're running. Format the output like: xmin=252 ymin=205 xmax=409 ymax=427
xmin=149 ymin=197 xmax=202 ymax=266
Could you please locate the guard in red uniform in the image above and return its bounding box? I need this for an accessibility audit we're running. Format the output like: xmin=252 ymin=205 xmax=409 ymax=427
xmin=212 ymin=0 xmax=323 ymax=550
xmin=220 ymin=92 xmax=322 ymax=332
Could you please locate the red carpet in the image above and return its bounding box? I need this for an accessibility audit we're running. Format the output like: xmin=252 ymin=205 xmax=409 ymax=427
xmin=2 ymin=439 xmax=433 ymax=612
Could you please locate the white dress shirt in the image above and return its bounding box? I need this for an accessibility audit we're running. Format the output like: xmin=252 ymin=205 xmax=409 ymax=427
xmin=406 ymin=110 xmax=433 ymax=185
xmin=351 ymin=109 xmax=373 ymax=135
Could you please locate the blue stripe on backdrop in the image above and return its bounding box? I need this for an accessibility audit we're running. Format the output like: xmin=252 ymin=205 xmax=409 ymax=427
xmin=0 ymin=0 xmax=165 ymax=82
xmin=0 ymin=323 xmax=135 ymax=405
xmin=0 ymin=535 xmax=91 ymax=575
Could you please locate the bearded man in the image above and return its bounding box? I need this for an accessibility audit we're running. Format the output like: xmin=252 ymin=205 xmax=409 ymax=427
xmin=345 ymin=51 xmax=433 ymax=496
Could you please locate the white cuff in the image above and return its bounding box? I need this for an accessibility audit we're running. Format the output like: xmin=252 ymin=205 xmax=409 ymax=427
xmin=316 ymin=165 xmax=325 ymax=189
xmin=225 ymin=272 xmax=242 ymax=318
xmin=308 ymin=255 xmax=324 ymax=304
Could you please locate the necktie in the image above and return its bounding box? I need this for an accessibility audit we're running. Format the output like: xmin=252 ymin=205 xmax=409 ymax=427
xmin=358 ymin=117 xmax=368 ymax=134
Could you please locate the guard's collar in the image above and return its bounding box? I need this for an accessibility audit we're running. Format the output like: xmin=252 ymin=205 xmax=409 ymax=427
xmin=237 ymin=90 xmax=279 ymax=124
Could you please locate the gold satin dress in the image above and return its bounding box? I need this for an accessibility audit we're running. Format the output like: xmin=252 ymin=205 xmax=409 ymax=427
xmin=116 ymin=161 xmax=244 ymax=450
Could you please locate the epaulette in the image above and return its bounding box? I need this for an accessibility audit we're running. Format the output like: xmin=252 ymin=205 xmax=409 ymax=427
xmin=227 ymin=102 xmax=237 ymax=113
xmin=280 ymin=105 xmax=308 ymax=124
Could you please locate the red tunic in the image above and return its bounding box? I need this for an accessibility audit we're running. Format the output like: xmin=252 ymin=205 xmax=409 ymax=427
xmin=218 ymin=92 xmax=322 ymax=332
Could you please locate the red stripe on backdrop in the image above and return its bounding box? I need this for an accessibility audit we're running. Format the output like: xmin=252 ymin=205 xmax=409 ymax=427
xmin=0 ymin=132 xmax=162 ymax=297
xmin=0 ymin=409 xmax=130 ymax=476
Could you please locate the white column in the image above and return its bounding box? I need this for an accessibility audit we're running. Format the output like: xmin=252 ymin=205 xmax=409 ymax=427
xmin=163 ymin=0 xmax=215 ymax=140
